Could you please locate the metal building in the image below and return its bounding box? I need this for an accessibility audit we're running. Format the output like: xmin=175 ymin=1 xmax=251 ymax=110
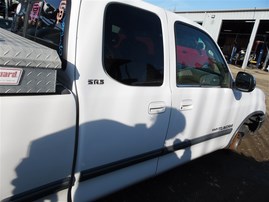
xmin=177 ymin=9 xmax=269 ymax=69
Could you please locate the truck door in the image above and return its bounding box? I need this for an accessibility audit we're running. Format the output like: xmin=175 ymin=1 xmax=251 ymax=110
xmin=157 ymin=18 xmax=236 ymax=173
xmin=73 ymin=2 xmax=171 ymax=199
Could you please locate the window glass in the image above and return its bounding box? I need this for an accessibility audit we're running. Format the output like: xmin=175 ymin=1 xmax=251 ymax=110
xmin=103 ymin=3 xmax=164 ymax=86
xmin=10 ymin=0 xmax=67 ymax=55
xmin=175 ymin=22 xmax=231 ymax=87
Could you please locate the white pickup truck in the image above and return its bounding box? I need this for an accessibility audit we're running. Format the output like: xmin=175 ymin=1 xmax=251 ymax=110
xmin=0 ymin=0 xmax=266 ymax=201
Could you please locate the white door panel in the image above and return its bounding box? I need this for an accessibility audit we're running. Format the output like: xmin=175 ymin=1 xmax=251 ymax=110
xmin=166 ymin=88 xmax=236 ymax=145
xmin=78 ymin=86 xmax=171 ymax=169
xmin=75 ymin=1 xmax=171 ymax=180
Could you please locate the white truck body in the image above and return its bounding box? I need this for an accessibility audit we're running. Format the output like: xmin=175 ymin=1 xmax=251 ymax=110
xmin=0 ymin=0 xmax=266 ymax=201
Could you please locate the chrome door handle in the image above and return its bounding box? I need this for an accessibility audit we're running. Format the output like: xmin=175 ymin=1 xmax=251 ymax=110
xmin=148 ymin=101 xmax=166 ymax=114
xmin=180 ymin=99 xmax=193 ymax=111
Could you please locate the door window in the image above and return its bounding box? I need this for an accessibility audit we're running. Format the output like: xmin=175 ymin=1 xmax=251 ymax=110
xmin=103 ymin=3 xmax=164 ymax=86
xmin=175 ymin=22 xmax=231 ymax=87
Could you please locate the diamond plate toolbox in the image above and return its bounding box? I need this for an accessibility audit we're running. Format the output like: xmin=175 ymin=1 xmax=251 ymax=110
xmin=0 ymin=28 xmax=61 ymax=94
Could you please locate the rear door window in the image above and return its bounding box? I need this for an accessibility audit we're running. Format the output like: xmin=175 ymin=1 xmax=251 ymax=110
xmin=103 ymin=3 xmax=164 ymax=86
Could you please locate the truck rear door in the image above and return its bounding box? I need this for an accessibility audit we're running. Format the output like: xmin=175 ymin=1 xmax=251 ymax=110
xmin=73 ymin=1 xmax=171 ymax=200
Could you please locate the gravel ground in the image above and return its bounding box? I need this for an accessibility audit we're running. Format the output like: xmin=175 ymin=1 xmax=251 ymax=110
xmin=100 ymin=65 xmax=269 ymax=202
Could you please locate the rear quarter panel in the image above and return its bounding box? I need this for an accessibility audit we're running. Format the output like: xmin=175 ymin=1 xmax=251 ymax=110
xmin=0 ymin=94 xmax=76 ymax=200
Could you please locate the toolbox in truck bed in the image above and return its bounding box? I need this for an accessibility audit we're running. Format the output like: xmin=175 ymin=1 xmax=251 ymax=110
xmin=0 ymin=28 xmax=61 ymax=94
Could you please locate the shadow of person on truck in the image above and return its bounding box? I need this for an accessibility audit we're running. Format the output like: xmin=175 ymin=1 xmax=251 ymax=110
xmin=9 ymin=127 xmax=76 ymax=202
xmin=6 ymin=107 xmax=189 ymax=202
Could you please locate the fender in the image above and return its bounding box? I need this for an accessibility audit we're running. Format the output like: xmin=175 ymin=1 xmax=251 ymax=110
xmin=227 ymin=111 xmax=266 ymax=149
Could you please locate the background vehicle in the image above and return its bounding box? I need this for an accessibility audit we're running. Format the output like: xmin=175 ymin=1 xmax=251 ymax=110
xmin=0 ymin=0 xmax=18 ymax=18
xmin=0 ymin=0 xmax=265 ymax=201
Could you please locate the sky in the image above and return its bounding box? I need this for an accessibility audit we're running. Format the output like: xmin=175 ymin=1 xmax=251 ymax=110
xmin=144 ymin=0 xmax=269 ymax=11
